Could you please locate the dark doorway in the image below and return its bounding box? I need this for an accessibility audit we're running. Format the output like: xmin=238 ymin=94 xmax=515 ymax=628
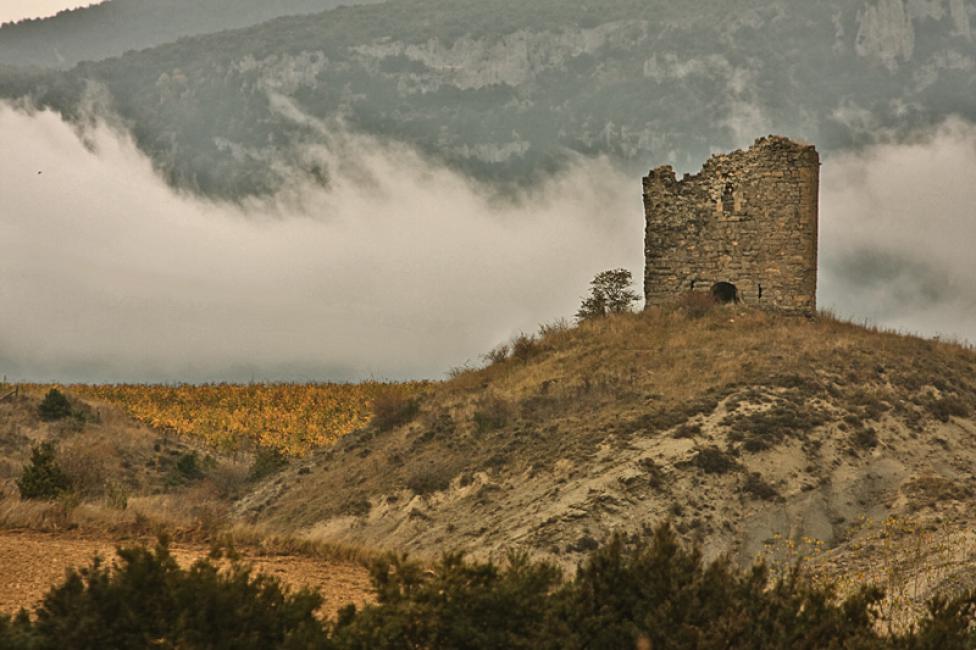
xmin=721 ymin=182 xmax=735 ymax=214
xmin=711 ymin=282 xmax=739 ymax=304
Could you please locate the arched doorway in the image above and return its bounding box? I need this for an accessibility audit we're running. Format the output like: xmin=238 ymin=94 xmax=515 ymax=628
xmin=711 ymin=282 xmax=739 ymax=304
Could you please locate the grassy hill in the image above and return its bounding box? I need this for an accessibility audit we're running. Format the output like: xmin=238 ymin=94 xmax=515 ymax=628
xmin=233 ymin=303 xmax=976 ymax=614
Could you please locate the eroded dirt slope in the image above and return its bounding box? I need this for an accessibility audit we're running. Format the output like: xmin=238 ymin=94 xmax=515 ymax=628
xmin=235 ymin=308 xmax=976 ymax=575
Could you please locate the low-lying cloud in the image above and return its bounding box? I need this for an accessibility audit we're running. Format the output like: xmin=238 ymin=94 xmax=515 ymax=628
xmin=819 ymin=118 xmax=976 ymax=343
xmin=0 ymin=105 xmax=642 ymax=382
xmin=0 ymin=106 xmax=973 ymax=383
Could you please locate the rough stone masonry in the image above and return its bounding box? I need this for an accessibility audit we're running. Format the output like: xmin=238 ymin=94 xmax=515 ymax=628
xmin=643 ymin=136 xmax=820 ymax=313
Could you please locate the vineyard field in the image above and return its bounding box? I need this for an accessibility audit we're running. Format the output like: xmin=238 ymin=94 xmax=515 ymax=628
xmin=29 ymin=382 xmax=427 ymax=456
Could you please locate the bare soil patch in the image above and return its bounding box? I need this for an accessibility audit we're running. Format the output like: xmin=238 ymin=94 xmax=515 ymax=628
xmin=0 ymin=529 xmax=372 ymax=619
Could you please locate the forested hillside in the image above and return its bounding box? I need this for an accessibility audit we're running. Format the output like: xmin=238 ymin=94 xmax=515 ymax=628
xmin=0 ymin=0 xmax=378 ymax=69
xmin=1 ymin=0 xmax=974 ymax=198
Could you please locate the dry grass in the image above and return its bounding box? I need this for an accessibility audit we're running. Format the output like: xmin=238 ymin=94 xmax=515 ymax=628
xmin=439 ymin=306 xmax=976 ymax=428
xmin=0 ymin=492 xmax=377 ymax=567
xmin=220 ymin=523 xmax=379 ymax=566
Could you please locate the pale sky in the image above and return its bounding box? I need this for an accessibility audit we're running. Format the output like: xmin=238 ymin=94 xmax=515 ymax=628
xmin=0 ymin=1 xmax=100 ymax=25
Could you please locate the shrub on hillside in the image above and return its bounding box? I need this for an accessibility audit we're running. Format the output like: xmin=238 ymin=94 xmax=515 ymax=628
xmin=576 ymin=268 xmax=640 ymax=321
xmin=331 ymin=551 xmax=561 ymax=649
xmin=690 ymin=446 xmax=739 ymax=475
xmin=173 ymin=452 xmax=205 ymax=483
xmin=851 ymin=426 xmax=880 ymax=449
xmin=209 ymin=460 xmax=251 ymax=499
xmin=37 ymin=388 xmax=72 ymax=421
xmin=405 ymin=464 xmax=454 ymax=496
xmin=248 ymin=447 xmax=289 ymax=482
xmin=537 ymin=318 xmax=570 ymax=340
xmin=482 ymin=343 xmax=511 ymax=366
xmin=928 ymin=395 xmax=971 ymax=422
xmin=724 ymin=401 xmax=829 ymax=452
xmin=17 ymin=442 xmax=71 ymax=500
xmin=371 ymin=387 xmax=420 ymax=431
xmin=742 ymin=472 xmax=780 ymax=501
xmin=472 ymin=396 xmax=512 ymax=433
xmin=56 ymin=439 xmax=111 ymax=497
xmin=510 ymin=333 xmax=542 ymax=362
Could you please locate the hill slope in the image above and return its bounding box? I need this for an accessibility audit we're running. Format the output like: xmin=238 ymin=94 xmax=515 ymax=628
xmin=235 ymin=306 xmax=976 ymax=580
xmin=1 ymin=0 xmax=973 ymax=198
xmin=0 ymin=0 xmax=378 ymax=69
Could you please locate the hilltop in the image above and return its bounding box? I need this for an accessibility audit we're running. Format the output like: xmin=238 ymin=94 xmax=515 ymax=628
xmin=234 ymin=304 xmax=976 ymax=591
xmin=1 ymin=0 xmax=973 ymax=198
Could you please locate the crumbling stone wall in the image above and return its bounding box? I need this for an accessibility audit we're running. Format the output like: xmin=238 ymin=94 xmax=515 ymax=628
xmin=643 ymin=136 xmax=820 ymax=313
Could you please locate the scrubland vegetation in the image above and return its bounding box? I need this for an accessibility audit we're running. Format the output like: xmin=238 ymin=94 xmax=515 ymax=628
xmin=2 ymin=525 xmax=975 ymax=649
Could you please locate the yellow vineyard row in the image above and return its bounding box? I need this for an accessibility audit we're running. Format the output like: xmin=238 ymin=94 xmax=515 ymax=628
xmin=53 ymin=382 xmax=425 ymax=456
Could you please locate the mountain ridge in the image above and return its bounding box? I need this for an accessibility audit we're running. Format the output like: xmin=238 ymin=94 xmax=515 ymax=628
xmin=1 ymin=0 xmax=974 ymax=199
xmin=0 ymin=0 xmax=378 ymax=69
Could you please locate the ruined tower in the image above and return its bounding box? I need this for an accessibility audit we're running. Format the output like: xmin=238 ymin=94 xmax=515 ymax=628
xmin=643 ymin=136 xmax=820 ymax=313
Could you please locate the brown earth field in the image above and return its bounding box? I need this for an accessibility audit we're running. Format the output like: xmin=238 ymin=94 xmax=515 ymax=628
xmin=0 ymin=529 xmax=372 ymax=619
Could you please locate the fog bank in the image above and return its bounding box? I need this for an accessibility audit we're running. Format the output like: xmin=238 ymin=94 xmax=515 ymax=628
xmin=0 ymin=106 xmax=641 ymax=382
xmin=0 ymin=106 xmax=973 ymax=382
xmin=819 ymin=118 xmax=976 ymax=344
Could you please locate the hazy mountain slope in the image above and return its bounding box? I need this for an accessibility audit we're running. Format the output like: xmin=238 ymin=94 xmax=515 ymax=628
xmin=0 ymin=0 xmax=379 ymax=69
xmin=234 ymin=307 xmax=976 ymax=579
xmin=1 ymin=0 xmax=974 ymax=198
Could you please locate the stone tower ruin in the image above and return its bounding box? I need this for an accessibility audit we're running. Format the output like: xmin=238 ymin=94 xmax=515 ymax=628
xmin=643 ymin=136 xmax=820 ymax=313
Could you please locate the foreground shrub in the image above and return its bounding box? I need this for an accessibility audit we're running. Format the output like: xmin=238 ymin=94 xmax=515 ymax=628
xmin=0 ymin=540 xmax=325 ymax=650
xmin=5 ymin=526 xmax=976 ymax=649
xmin=550 ymin=527 xmax=883 ymax=649
xmin=37 ymin=389 xmax=72 ymax=422
xmin=17 ymin=443 xmax=71 ymax=501
xmin=331 ymin=552 xmax=561 ymax=649
xmin=332 ymin=525 xmax=976 ymax=649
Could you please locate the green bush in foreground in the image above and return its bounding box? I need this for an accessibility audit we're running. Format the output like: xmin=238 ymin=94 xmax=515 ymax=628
xmin=2 ymin=526 xmax=975 ymax=649
xmin=0 ymin=540 xmax=325 ymax=650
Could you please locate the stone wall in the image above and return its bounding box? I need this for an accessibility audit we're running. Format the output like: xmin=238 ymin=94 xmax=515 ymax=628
xmin=643 ymin=136 xmax=820 ymax=313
